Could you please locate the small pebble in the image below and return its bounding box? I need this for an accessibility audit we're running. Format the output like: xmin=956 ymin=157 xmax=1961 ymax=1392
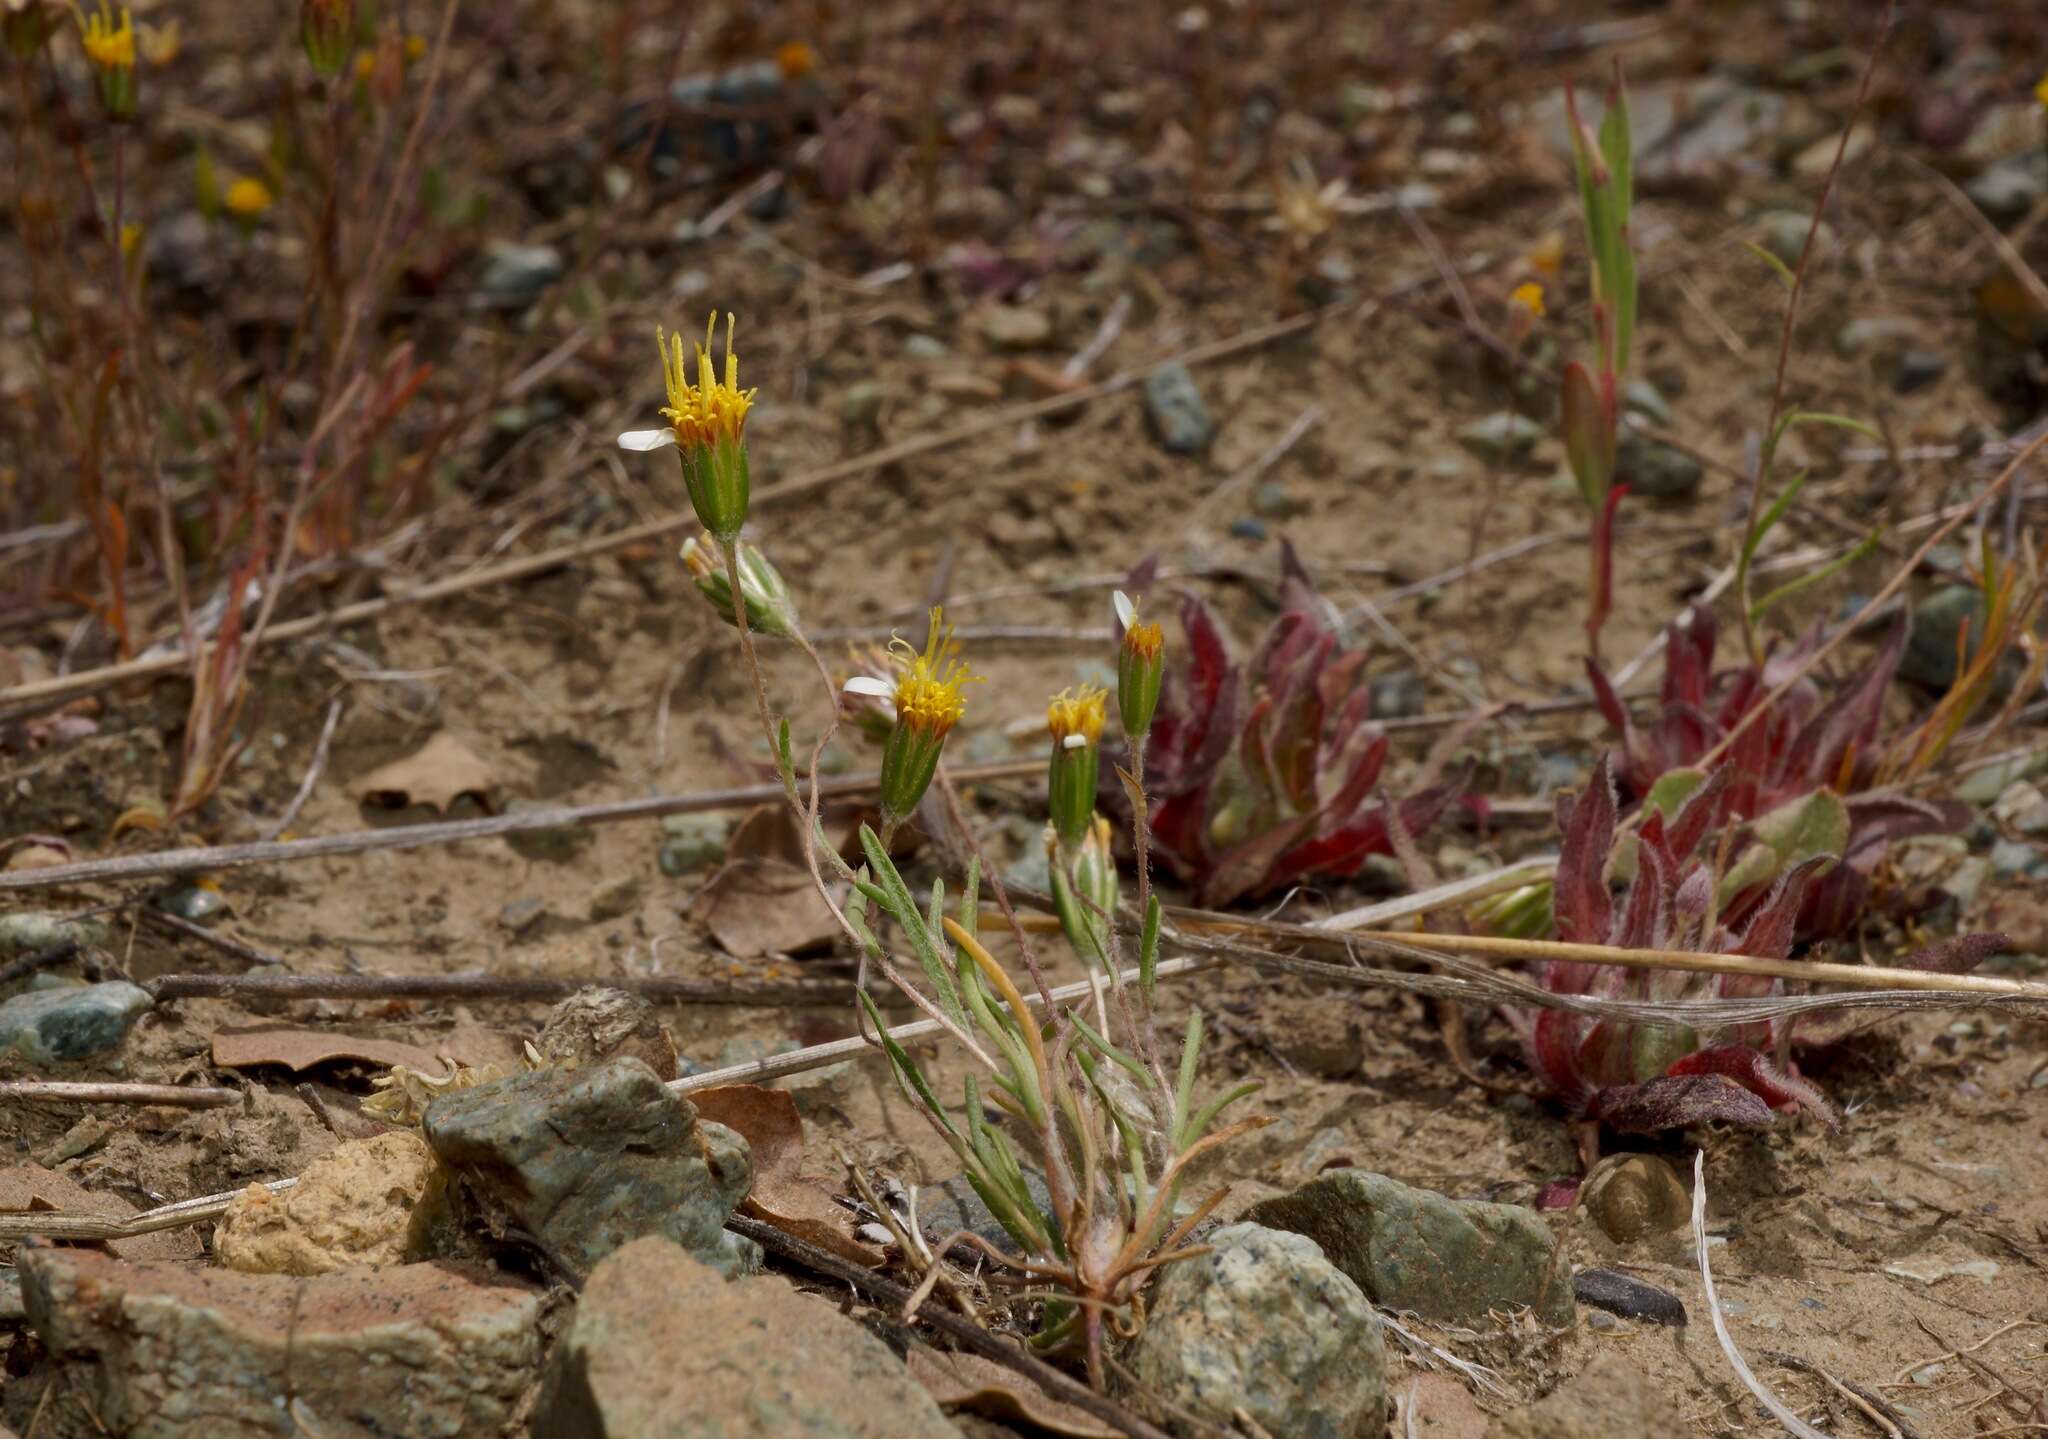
xmin=1229 ymin=518 xmax=1268 ymax=542
xmin=499 ymin=898 xmax=547 ymax=933
xmin=1585 ymin=1310 xmax=1619 ymax=1332
xmin=1573 ymin=1268 xmax=1687 ymax=1327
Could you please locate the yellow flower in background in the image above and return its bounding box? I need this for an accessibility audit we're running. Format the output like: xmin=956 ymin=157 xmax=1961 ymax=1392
xmin=776 ymin=40 xmax=817 ymax=79
xmin=2036 ymin=71 xmax=2048 ymax=109
xmin=118 ymin=220 xmax=142 ymax=257
xmin=75 ymin=0 xmax=132 ymax=69
xmin=403 ymin=32 xmax=425 ymax=61
xmin=657 ymin=312 xmax=756 ymax=453
xmin=1525 ymin=231 xmax=1564 ymax=280
xmin=1510 ymin=281 xmax=1547 ymax=318
xmin=224 ymin=177 xmax=274 ymax=219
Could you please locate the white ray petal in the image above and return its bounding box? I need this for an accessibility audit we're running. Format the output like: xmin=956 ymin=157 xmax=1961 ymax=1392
xmin=1112 ymin=589 xmax=1136 ymax=629
xmin=617 ymin=429 xmax=675 ymax=452
xmin=841 ymin=675 xmax=894 ymax=698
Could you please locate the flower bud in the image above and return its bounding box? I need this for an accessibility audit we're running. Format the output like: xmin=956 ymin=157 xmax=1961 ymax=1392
xmin=1051 ymin=815 xmax=1119 ymax=968
xmin=1045 ymin=685 xmax=1106 ymax=850
xmin=1113 ymin=590 xmax=1164 ymax=745
xmin=301 ymin=0 xmax=354 ymax=77
xmin=680 ymin=533 xmax=797 ymax=639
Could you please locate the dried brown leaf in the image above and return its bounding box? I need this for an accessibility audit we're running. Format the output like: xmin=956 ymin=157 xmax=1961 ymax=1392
xmin=699 ymin=860 xmax=841 ymax=958
xmin=689 ymin=1084 xmax=882 ymax=1268
xmin=212 ymin=1025 xmax=452 ymax=1076
xmin=355 ymin=731 xmax=497 ymax=814
xmin=906 ymin=1343 xmax=1121 ymax=1438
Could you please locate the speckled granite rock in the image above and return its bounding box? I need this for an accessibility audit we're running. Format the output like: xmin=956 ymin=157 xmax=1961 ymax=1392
xmin=1129 ymin=1222 xmax=1386 ymax=1438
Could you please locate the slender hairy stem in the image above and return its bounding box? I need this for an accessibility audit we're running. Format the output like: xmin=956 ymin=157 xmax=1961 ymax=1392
xmin=1735 ymin=1 xmax=1894 ymax=664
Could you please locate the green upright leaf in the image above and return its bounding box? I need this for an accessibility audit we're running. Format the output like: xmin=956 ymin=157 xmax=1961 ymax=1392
xmin=1750 ymin=527 xmax=1884 ymax=624
xmin=1741 ymin=240 xmax=1798 ymax=292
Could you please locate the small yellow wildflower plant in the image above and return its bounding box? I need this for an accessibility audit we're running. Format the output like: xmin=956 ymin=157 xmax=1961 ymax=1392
xmin=623 ymin=309 xmax=1261 ymax=1390
xmin=620 ymin=312 xmax=756 ymax=542
xmin=75 ymin=0 xmax=136 ymax=118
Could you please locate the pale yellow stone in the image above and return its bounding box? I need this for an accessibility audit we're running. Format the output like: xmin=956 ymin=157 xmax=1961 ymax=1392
xmin=215 ymin=1129 xmax=444 ymax=1275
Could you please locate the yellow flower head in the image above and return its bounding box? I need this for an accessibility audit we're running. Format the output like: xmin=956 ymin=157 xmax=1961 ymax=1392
xmin=225 ymin=176 xmax=273 ymax=217
xmin=1509 ymin=281 xmax=1546 ymax=318
xmin=76 ymin=0 xmax=132 ymax=68
xmin=659 ymin=312 xmax=756 ymax=451
xmin=890 ymin=607 xmax=979 ymax=739
xmin=118 ymin=220 xmax=142 ymax=257
xmin=1046 ymin=685 xmax=1107 ymax=747
xmin=2036 ymin=71 xmax=2048 ymax=110
xmin=1122 ymin=616 xmax=1163 ymax=664
xmin=775 ymin=40 xmax=817 ymax=79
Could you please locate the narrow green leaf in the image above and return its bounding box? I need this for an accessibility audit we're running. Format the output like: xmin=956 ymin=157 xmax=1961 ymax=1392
xmin=1173 ymin=1010 xmax=1203 ymax=1138
xmin=958 ymin=855 xmax=980 ymax=941
xmin=858 ymin=825 xmax=966 ymax=1028
xmin=859 ymin=990 xmax=960 ymax=1145
xmin=1739 ymin=468 xmax=1811 ymax=577
xmin=1749 ymin=527 xmax=1884 ymax=623
xmin=1184 ymin=1080 xmax=1262 ymax=1150
xmin=1785 ymin=410 xmax=1883 ymax=444
xmin=1741 ymin=240 xmax=1798 ymax=292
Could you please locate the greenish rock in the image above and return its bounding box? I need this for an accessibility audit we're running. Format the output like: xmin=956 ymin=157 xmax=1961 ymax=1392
xmin=1965 ymin=153 xmax=2048 ymax=223
xmin=1757 ymin=211 xmax=1832 ymax=269
xmin=1457 ymin=411 xmax=1545 ymax=465
xmin=1993 ymin=781 xmax=2048 ymax=836
xmin=0 ymin=981 xmax=152 ymax=1064
xmin=1616 ymin=429 xmax=1703 ymax=501
xmin=479 ymin=240 xmax=564 ymax=308
xmin=22 ymin=1246 xmax=542 ymax=1439
xmin=1895 ymin=349 xmax=1947 ymax=394
xmin=1989 ymin=838 xmax=2043 ymax=879
xmin=1834 ymin=315 xmax=1920 ymax=359
xmin=153 ymin=883 xmax=228 ymax=923
xmin=1144 ymin=362 xmax=1215 ymax=455
xmin=1129 ymin=1222 xmax=1386 ymax=1439
xmin=658 ymin=813 xmax=729 ymax=876
xmin=0 ymin=911 xmax=111 ymax=956
xmin=534 ymin=1238 xmax=962 ymax=1439
xmin=504 ymin=798 xmax=594 ymax=863
xmin=920 ymin=1168 xmax=1054 ymax=1251
xmin=1958 ymin=752 xmax=2048 ymax=804
xmin=1247 ymin=1169 xmax=1574 ymax=1326
xmin=1622 ymin=380 xmax=1673 ymax=427
xmin=1369 ymin=670 xmax=1427 ymax=720
xmin=423 ymin=1056 xmax=758 ymax=1278
xmin=1253 ymin=481 xmax=1308 ymax=519
xmin=839 ymin=381 xmax=886 ymax=431
xmin=1903 ymin=585 xmax=1987 ymax=691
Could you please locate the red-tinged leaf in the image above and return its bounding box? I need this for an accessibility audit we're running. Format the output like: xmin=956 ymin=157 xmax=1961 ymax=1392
xmin=1649 ymin=702 xmax=1717 ymax=776
xmin=1322 ymin=730 xmax=1391 ymax=828
xmin=1197 ymin=813 xmax=1318 ymax=908
xmin=1665 ymin=606 xmax=1717 ymax=710
xmin=1575 ymin=1018 xmax=1635 ymax=1087
xmin=1562 ymin=360 xmax=1606 ymax=506
xmin=1795 ymin=863 xmax=1867 ymax=943
xmin=1897 ymin=931 xmax=2009 ymax=974
xmin=1784 ymin=616 xmax=1906 ymax=788
xmin=1665 ymin=764 xmax=1733 ymax=860
xmin=1593 ymin=1073 xmax=1775 ymax=1133
xmin=1731 ymin=855 xmax=1832 ymax=961
xmin=1529 ymin=1009 xmax=1594 ymax=1110
xmin=1555 ymin=755 xmax=1619 ymax=944
xmin=1613 ymin=830 xmax=1670 ymax=950
xmin=1586 ymin=482 xmax=1627 ymax=648
xmin=1666 ymin=1045 xmax=1836 ymax=1127
xmin=1535 ymin=1178 xmax=1581 ymax=1210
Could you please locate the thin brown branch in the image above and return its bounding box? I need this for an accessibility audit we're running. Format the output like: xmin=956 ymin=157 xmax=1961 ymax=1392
xmin=0 ymin=1081 xmax=240 ymax=1109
